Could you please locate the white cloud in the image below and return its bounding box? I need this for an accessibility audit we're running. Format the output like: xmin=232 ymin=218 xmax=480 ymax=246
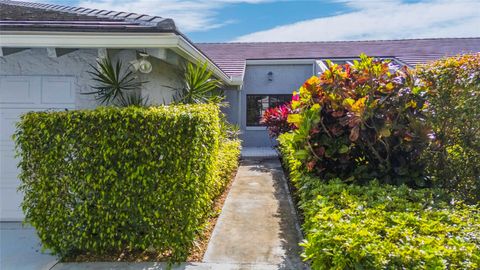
xmin=77 ymin=0 xmax=274 ymax=32
xmin=234 ymin=0 xmax=480 ymax=42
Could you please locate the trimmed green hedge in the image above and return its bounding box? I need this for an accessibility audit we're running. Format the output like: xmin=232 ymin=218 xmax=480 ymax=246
xmin=279 ymin=133 xmax=480 ymax=270
xmin=14 ymin=104 xmax=240 ymax=261
xmin=416 ymin=54 xmax=480 ymax=202
xmin=213 ymin=139 xmax=241 ymax=197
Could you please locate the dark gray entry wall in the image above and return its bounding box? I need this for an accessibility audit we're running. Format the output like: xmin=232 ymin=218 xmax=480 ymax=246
xmin=233 ymin=63 xmax=314 ymax=147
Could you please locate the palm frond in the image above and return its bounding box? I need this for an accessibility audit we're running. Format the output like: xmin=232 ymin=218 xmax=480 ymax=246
xmin=175 ymin=62 xmax=224 ymax=104
xmin=83 ymin=57 xmax=147 ymax=107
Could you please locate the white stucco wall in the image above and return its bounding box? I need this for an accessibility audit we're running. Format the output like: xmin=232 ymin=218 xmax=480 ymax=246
xmin=0 ymin=48 xmax=182 ymax=108
xmin=109 ymin=49 xmax=182 ymax=106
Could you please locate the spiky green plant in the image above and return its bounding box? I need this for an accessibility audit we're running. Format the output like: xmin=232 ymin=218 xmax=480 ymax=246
xmin=119 ymin=90 xmax=149 ymax=107
xmin=175 ymin=62 xmax=224 ymax=104
xmin=84 ymin=57 xmax=146 ymax=106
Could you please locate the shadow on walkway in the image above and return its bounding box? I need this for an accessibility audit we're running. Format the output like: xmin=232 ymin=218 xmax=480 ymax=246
xmin=203 ymin=157 xmax=308 ymax=270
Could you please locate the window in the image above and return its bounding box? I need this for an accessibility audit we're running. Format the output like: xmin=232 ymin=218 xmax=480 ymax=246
xmin=246 ymin=94 xmax=291 ymax=126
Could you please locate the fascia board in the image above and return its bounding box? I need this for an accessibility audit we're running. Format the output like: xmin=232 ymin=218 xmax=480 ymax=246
xmin=0 ymin=31 xmax=237 ymax=85
xmin=0 ymin=31 xmax=179 ymax=48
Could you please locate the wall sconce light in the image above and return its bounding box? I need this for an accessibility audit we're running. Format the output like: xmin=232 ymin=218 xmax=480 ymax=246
xmin=138 ymin=52 xmax=152 ymax=74
xmin=129 ymin=52 xmax=153 ymax=74
xmin=267 ymin=71 xmax=273 ymax=81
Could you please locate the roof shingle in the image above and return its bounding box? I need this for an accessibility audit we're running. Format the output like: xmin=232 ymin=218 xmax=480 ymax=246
xmin=197 ymin=38 xmax=480 ymax=77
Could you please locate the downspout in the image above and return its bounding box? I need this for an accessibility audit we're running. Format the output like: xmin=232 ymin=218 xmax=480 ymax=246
xmin=237 ymin=86 xmax=242 ymax=127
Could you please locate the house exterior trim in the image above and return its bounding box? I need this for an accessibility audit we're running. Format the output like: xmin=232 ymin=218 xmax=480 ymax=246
xmin=0 ymin=31 xmax=179 ymax=47
xmin=0 ymin=31 xmax=235 ymax=85
xmin=246 ymin=59 xmax=315 ymax=65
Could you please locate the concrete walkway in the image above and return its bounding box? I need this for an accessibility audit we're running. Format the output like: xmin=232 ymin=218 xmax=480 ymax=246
xmin=241 ymin=147 xmax=278 ymax=158
xmin=203 ymin=158 xmax=307 ymax=269
xmin=53 ymin=262 xmax=292 ymax=270
xmin=0 ymin=222 xmax=58 ymax=270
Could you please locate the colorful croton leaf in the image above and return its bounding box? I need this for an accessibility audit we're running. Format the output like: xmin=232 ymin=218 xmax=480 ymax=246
xmin=261 ymin=102 xmax=297 ymax=138
xmin=286 ymin=54 xmax=431 ymax=186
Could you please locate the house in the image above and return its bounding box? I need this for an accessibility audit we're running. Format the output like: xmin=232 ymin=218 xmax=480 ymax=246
xmin=1 ymin=0 xmax=479 ymax=221
xmin=198 ymin=40 xmax=480 ymax=147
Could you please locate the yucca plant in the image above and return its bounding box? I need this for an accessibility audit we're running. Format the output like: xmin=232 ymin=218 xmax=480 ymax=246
xmin=119 ymin=90 xmax=149 ymax=107
xmin=174 ymin=62 xmax=224 ymax=104
xmin=84 ymin=57 xmax=147 ymax=106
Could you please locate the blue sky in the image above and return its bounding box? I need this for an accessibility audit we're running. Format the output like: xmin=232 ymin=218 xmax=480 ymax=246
xmin=39 ymin=0 xmax=480 ymax=42
xmin=187 ymin=1 xmax=345 ymax=42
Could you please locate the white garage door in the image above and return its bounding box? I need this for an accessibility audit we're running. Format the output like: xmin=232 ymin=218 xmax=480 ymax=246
xmin=0 ymin=76 xmax=76 ymax=221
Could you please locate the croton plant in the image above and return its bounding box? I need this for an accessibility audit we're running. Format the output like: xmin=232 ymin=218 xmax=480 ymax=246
xmin=261 ymin=102 xmax=296 ymax=137
xmin=272 ymin=54 xmax=432 ymax=186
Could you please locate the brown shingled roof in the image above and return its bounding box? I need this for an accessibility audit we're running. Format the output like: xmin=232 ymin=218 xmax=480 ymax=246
xmin=196 ymin=38 xmax=480 ymax=77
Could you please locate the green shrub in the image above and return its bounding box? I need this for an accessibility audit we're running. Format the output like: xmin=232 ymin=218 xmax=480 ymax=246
xmin=213 ymin=139 xmax=241 ymax=197
xmin=287 ymin=54 xmax=430 ymax=186
xmin=416 ymin=54 xmax=480 ymax=202
xmin=14 ymin=104 xmax=240 ymax=261
xmin=214 ymin=110 xmax=241 ymax=196
xmin=279 ymin=133 xmax=480 ymax=270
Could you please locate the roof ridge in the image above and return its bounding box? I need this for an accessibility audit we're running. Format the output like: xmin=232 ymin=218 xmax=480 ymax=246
xmin=0 ymin=0 xmax=176 ymax=30
xmin=197 ymin=37 xmax=480 ymax=45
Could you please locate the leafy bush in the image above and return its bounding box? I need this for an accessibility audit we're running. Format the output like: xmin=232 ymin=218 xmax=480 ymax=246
xmin=216 ymin=112 xmax=241 ymax=196
xmin=14 ymin=104 xmax=240 ymax=261
xmin=287 ymin=54 xmax=430 ymax=186
xmin=219 ymin=109 xmax=241 ymax=141
xmin=213 ymin=139 xmax=241 ymax=196
xmin=279 ymin=133 xmax=480 ymax=270
xmin=416 ymin=54 xmax=480 ymax=202
xmin=261 ymin=102 xmax=296 ymax=137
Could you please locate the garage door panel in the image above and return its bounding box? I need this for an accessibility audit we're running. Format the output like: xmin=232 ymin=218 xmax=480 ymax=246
xmin=1 ymin=75 xmax=76 ymax=221
xmin=0 ymin=186 xmax=23 ymax=221
xmin=0 ymin=76 xmax=41 ymax=104
xmin=1 ymin=109 xmax=42 ymax=144
xmin=41 ymin=77 xmax=75 ymax=104
xmin=0 ymin=112 xmax=17 ymax=144
xmin=0 ymin=177 xmax=17 ymax=190
xmin=0 ymin=149 xmax=18 ymax=179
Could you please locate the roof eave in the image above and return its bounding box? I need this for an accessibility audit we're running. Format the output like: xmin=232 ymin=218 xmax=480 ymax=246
xmin=175 ymin=36 xmax=235 ymax=85
xmin=0 ymin=30 xmax=235 ymax=85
